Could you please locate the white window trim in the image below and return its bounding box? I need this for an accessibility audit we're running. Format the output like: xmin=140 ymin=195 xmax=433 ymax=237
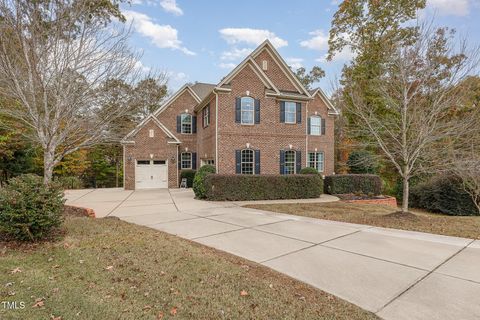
xmin=240 ymin=97 xmax=255 ymax=125
xmin=310 ymin=116 xmax=322 ymax=136
xmin=203 ymin=107 xmax=210 ymax=127
xmin=181 ymin=113 xmax=192 ymax=134
xmin=308 ymin=151 xmax=325 ymax=172
xmin=284 ymin=150 xmax=296 ymax=174
xmin=285 ymin=101 xmax=297 ymax=124
xmin=181 ymin=152 xmax=192 ymax=169
xmin=241 ymin=149 xmax=255 ymax=175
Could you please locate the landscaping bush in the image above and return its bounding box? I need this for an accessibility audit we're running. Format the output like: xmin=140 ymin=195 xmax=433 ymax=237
xmin=203 ymin=174 xmax=323 ymax=201
xmin=299 ymin=167 xmax=320 ymax=174
xmin=193 ymin=165 xmax=216 ymax=199
xmin=410 ymin=175 xmax=478 ymax=216
xmin=324 ymin=174 xmax=382 ymax=195
xmin=0 ymin=174 xmax=65 ymax=241
xmin=180 ymin=169 xmax=196 ymax=187
xmin=347 ymin=150 xmax=379 ymax=174
xmin=55 ymin=176 xmax=84 ymax=189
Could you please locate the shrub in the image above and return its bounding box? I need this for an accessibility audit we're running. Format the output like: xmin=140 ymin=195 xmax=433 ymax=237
xmin=203 ymin=174 xmax=323 ymax=201
xmin=299 ymin=167 xmax=320 ymax=174
xmin=410 ymin=175 xmax=478 ymax=216
xmin=324 ymin=174 xmax=382 ymax=195
xmin=0 ymin=174 xmax=65 ymax=241
xmin=55 ymin=176 xmax=84 ymax=189
xmin=180 ymin=169 xmax=196 ymax=187
xmin=193 ymin=165 xmax=216 ymax=199
xmin=347 ymin=150 xmax=379 ymax=174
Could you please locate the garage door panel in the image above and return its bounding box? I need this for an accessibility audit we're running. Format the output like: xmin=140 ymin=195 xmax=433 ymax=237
xmin=135 ymin=160 xmax=168 ymax=189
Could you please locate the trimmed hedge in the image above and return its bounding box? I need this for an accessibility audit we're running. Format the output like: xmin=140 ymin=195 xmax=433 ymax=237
xmin=193 ymin=165 xmax=216 ymax=199
xmin=324 ymin=174 xmax=382 ymax=195
xmin=299 ymin=167 xmax=320 ymax=174
xmin=0 ymin=174 xmax=65 ymax=241
xmin=180 ymin=169 xmax=196 ymax=187
xmin=410 ymin=175 xmax=478 ymax=216
xmin=203 ymin=174 xmax=323 ymax=201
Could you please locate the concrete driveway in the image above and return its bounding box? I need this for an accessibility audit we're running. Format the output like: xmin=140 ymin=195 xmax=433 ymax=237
xmin=65 ymin=188 xmax=480 ymax=320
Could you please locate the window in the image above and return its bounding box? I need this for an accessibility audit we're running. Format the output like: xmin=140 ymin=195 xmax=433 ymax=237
xmin=241 ymin=97 xmax=254 ymax=125
xmin=149 ymin=129 xmax=154 ymax=138
xmin=262 ymin=60 xmax=268 ymax=70
xmin=241 ymin=149 xmax=254 ymax=174
xmin=181 ymin=152 xmax=192 ymax=169
xmin=202 ymin=159 xmax=215 ymax=166
xmin=153 ymin=160 xmax=166 ymax=165
xmin=181 ymin=114 xmax=192 ymax=134
xmin=203 ymin=106 xmax=210 ymax=127
xmin=308 ymin=152 xmax=324 ymax=172
xmin=285 ymin=102 xmax=296 ymax=124
xmin=284 ymin=150 xmax=296 ymax=174
xmin=310 ymin=116 xmax=321 ymax=135
xmin=137 ymin=160 xmax=150 ymax=165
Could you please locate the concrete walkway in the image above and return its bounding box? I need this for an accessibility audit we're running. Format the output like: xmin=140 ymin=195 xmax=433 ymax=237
xmin=65 ymin=188 xmax=480 ymax=320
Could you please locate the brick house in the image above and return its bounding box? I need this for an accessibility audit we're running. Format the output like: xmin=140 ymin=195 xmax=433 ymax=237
xmin=121 ymin=40 xmax=339 ymax=189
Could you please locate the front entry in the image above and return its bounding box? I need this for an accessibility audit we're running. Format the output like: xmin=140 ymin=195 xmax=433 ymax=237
xmin=135 ymin=160 xmax=168 ymax=189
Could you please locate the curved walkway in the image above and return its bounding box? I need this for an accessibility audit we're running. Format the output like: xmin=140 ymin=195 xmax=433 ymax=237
xmin=65 ymin=188 xmax=480 ymax=320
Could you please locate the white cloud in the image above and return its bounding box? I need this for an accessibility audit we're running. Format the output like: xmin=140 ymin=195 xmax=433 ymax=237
xmin=316 ymin=46 xmax=355 ymax=63
xmin=300 ymin=29 xmax=329 ymax=51
xmin=160 ymin=0 xmax=183 ymax=16
xmin=123 ymin=10 xmax=194 ymax=55
xmin=218 ymin=62 xmax=236 ymax=69
xmin=286 ymin=57 xmax=303 ymax=70
xmin=427 ymin=0 xmax=470 ymax=16
xmin=220 ymin=47 xmax=252 ymax=61
xmin=219 ymin=28 xmax=288 ymax=48
xmin=134 ymin=60 xmax=151 ymax=73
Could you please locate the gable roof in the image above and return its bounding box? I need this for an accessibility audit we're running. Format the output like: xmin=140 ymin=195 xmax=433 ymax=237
xmin=310 ymin=88 xmax=340 ymax=115
xmin=121 ymin=114 xmax=181 ymax=144
xmin=153 ymin=84 xmax=202 ymax=116
xmin=190 ymin=82 xmax=216 ymax=101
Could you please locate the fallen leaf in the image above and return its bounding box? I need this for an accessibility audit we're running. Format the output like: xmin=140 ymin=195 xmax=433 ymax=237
xmin=11 ymin=267 xmax=22 ymax=274
xmin=52 ymin=265 xmax=60 ymax=269
xmin=170 ymin=307 xmax=177 ymax=316
xmin=50 ymin=315 xmax=62 ymax=320
xmin=240 ymin=290 xmax=248 ymax=296
xmin=63 ymin=243 xmax=70 ymax=248
xmin=52 ymin=288 xmax=59 ymax=293
xmin=48 ymin=257 xmax=54 ymax=262
xmin=5 ymin=282 xmax=13 ymax=287
xmin=156 ymin=311 xmax=164 ymax=319
xmin=142 ymin=305 xmax=152 ymax=311
xmin=105 ymin=266 xmax=114 ymax=271
xmin=32 ymin=298 xmax=44 ymax=308
xmin=268 ymin=284 xmax=273 ymax=289
xmin=79 ymin=260 xmax=85 ymax=264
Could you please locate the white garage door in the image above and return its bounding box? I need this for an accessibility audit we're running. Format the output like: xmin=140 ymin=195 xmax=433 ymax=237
xmin=135 ymin=160 xmax=168 ymax=189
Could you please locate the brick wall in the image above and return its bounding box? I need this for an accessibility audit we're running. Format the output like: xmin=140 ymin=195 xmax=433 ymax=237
xmin=196 ymin=94 xmax=216 ymax=165
xmin=253 ymin=49 xmax=299 ymax=93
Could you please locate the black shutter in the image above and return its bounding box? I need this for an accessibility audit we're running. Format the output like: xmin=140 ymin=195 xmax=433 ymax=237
xmin=192 ymin=152 xmax=197 ymax=169
xmin=255 ymin=99 xmax=260 ymax=124
xmin=254 ymin=150 xmax=260 ymax=174
xmin=208 ymin=105 xmax=211 ymax=126
xmin=321 ymin=118 xmax=326 ymax=135
xmin=296 ymin=151 xmax=302 ymax=173
xmin=176 ymin=115 xmax=181 ymax=133
xmin=202 ymin=109 xmax=205 ymax=128
xmin=279 ymin=150 xmax=285 ymax=174
xmin=280 ymin=101 xmax=285 ymax=123
xmin=235 ymin=150 xmax=241 ymax=174
xmin=296 ymin=102 xmax=302 ymax=124
xmin=178 ymin=153 xmax=182 ymax=169
xmin=307 ymin=117 xmax=311 ymax=135
xmin=235 ymin=97 xmax=241 ymax=123
xmin=192 ymin=116 xmax=197 ymax=133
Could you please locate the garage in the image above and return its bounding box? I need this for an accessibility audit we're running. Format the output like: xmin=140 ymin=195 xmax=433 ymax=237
xmin=135 ymin=160 xmax=168 ymax=189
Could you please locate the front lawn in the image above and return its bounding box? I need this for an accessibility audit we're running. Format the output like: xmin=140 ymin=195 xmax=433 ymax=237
xmin=245 ymin=202 xmax=480 ymax=239
xmin=0 ymin=216 xmax=377 ymax=320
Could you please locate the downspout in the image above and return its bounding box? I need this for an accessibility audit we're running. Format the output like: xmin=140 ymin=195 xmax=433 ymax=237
xmin=214 ymin=90 xmax=219 ymax=173
xmin=305 ymin=101 xmax=309 ymax=168
xmin=176 ymin=144 xmax=179 ymax=187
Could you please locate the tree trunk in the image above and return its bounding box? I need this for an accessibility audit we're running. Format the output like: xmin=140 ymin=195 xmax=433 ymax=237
xmin=43 ymin=148 xmax=55 ymax=184
xmin=402 ymin=176 xmax=409 ymax=213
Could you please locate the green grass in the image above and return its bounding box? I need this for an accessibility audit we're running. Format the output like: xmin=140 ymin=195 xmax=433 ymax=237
xmin=0 ymin=216 xmax=377 ymax=319
xmin=245 ymin=202 xmax=480 ymax=239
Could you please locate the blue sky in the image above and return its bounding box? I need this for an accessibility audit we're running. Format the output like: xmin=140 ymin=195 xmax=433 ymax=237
xmin=121 ymin=0 xmax=480 ymax=94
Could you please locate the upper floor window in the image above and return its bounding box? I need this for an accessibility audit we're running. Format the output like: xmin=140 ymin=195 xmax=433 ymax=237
xmin=241 ymin=149 xmax=254 ymax=174
xmin=181 ymin=152 xmax=192 ymax=169
xmin=284 ymin=150 xmax=296 ymax=174
xmin=310 ymin=116 xmax=321 ymax=135
xmin=285 ymin=102 xmax=297 ymax=124
xmin=203 ymin=105 xmax=210 ymax=127
xmin=181 ymin=114 xmax=192 ymax=134
xmin=308 ymin=152 xmax=324 ymax=172
xmin=241 ymin=97 xmax=254 ymax=125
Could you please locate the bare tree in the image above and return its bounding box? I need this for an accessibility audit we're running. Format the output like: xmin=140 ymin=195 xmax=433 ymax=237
xmin=343 ymin=23 xmax=480 ymax=213
xmin=0 ymin=0 xmax=141 ymax=183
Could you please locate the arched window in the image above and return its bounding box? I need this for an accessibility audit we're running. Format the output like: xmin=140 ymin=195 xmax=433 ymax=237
xmin=241 ymin=97 xmax=254 ymax=125
xmin=181 ymin=114 xmax=192 ymax=134
xmin=241 ymin=149 xmax=254 ymax=174
xmin=284 ymin=150 xmax=296 ymax=174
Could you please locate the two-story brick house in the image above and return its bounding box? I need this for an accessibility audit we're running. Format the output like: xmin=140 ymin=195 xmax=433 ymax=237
xmin=121 ymin=40 xmax=339 ymax=189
